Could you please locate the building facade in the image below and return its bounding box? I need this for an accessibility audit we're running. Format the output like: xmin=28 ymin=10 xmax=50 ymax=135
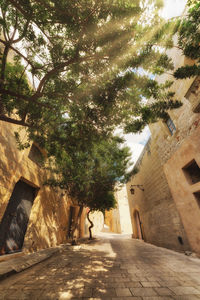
xmin=127 ymin=38 xmax=200 ymax=255
xmin=0 ymin=121 xmax=104 ymax=255
xmin=105 ymin=185 xmax=132 ymax=235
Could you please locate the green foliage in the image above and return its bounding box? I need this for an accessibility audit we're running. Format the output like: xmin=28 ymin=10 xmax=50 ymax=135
xmin=14 ymin=132 xmax=30 ymax=150
xmin=45 ymin=132 xmax=133 ymax=210
xmin=0 ymin=0 xmax=179 ymax=133
xmin=125 ymin=100 xmax=182 ymax=133
xmin=0 ymin=0 xmax=183 ymax=212
xmin=174 ymin=65 xmax=200 ymax=79
xmin=173 ymin=0 xmax=200 ymax=79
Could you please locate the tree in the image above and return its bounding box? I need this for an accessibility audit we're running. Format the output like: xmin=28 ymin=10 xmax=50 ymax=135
xmin=0 ymin=0 xmax=181 ymax=139
xmin=45 ymin=132 xmax=132 ymax=241
xmin=0 ymin=0 xmax=185 ymax=243
xmin=173 ymin=0 xmax=200 ymax=79
xmin=86 ymin=192 xmax=116 ymax=240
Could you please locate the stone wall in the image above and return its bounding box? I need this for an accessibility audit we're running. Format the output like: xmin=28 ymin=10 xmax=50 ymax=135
xmin=126 ymin=28 xmax=200 ymax=254
xmin=114 ymin=185 xmax=132 ymax=234
xmin=0 ymin=121 xmax=105 ymax=253
xmin=127 ymin=138 xmax=191 ymax=252
xmin=105 ymin=208 xmax=121 ymax=234
xmin=0 ymin=121 xmax=75 ymax=253
xmin=104 ymin=185 xmax=132 ymax=234
xmin=164 ymin=126 xmax=200 ymax=254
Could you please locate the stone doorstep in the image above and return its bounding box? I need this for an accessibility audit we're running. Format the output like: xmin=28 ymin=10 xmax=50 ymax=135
xmin=0 ymin=251 xmax=25 ymax=263
xmin=0 ymin=239 xmax=91 ymax=281
xmin=0 ymin=245 xmax=66 ymax=281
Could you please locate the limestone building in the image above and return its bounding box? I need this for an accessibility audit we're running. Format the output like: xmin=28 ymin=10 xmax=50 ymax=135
xmin=127 ymin=39 xmax=200 ymax=255
xmin=105 ymin=185 xmax=132 ymax=234
xmin=0 ymin=121 xmax=104 ymax=256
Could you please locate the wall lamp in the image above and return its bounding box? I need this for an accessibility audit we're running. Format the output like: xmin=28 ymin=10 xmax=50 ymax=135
xmin=130 ymin=184 xmax=144 ymax=194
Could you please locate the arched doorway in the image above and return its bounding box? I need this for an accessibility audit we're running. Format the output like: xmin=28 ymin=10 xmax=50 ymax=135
xmin=134 ymin=210 xmax=144 ymax=240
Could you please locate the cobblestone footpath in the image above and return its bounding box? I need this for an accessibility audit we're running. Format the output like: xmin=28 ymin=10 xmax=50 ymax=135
xmin=0 ymin=232 xmax=200 ymax=300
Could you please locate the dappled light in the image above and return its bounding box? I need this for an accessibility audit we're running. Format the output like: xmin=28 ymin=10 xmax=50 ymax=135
xmin=0 ymin=233 xmax=200 ymax=299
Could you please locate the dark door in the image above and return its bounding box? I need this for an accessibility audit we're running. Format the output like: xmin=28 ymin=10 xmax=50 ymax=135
xmin=0 ymin=180 xmax=36 ymax=255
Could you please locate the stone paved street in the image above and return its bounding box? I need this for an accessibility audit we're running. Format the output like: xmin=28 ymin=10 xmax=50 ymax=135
xmin=0 ymin=232 xmax=200 ymax=300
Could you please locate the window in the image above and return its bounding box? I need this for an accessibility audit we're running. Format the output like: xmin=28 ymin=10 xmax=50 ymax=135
xmin=182 ymin=159 xmax=200 ymax=185
xmin=28 ymin=144 xmax=44 ymax=166
xmin=166 ymin=118 xmax=176 ymax=135
xmin=193 ymin=192 xmax=200 ymax=209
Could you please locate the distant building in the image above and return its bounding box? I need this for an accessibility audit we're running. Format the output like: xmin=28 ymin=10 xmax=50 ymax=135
xmin=105 ymin=185 xmax=132 ymax=235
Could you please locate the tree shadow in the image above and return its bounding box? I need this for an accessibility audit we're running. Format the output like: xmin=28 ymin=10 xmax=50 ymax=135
xmin=1 ymin=233 xmax=200 ymax=299
xmin=0 ymin=236 xmax=127 ymax=299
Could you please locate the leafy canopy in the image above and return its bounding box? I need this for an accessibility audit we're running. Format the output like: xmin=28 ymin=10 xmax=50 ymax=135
xmin=0 ymin=0 xmax=180 ymax=136
xmin=45 ymin=130 xmax=132 ymax=210
xmin=173 ymin=0 xmax=200 ymax=79
xmin=0 ymin=0 xmax=184 ymax=212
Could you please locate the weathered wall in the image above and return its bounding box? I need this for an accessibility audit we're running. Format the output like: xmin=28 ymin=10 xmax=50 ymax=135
xmin=164 ymin=126 xmax=200 ymax=254
xmin=0 ymin=121 xmax=80 ymax=253
xmin=104 ymin=185 xmax=132 ymax=234
xmin=105 ymin=208 xmax=121 ymax=233
xmin=114 ymin=185 xmax=132 ymax=234
xmin=127 ymin=139 xmax=190 ymax=252
xmin=127 ymin=33 xmax=200 ymax=254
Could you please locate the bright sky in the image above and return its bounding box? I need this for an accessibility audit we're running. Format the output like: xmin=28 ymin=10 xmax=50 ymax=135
xmin=161 ymin=0 xmax=187 ymax=19
xmin=123 ymin=0 xmax=187 ymax=166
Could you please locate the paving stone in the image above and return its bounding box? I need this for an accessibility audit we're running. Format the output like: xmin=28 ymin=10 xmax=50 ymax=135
xmin=104 ymin=282 xmax=126 ymax=288
xmin=130 ymin=287 xmax=158 ymax=297
xmin=115 ymin=288 xmax=132 ymax=296
xmin=128 ymin=275 xmax=140 ymax=281
xmin=112 ymin=298 xmax=142 ymax=300
xmin=172 ymin=296 xmax=200 ymax=300
xmin=154 ymin=287 xmax=175 ymax=296
xmin=115 ymin=277 xmax=131 ymax=283
xmin=141 ymin=281 xmax=161 ymax=287
xmin=125 ymin=282 xmax=142 ymax=288
xmin=0 ymin=233 xmax=200 ymax=300
xmin=92 ymin=288 xmax=116 ymax=297
xmin=169 ymin=286 xmax=200 ymax=295
xmin=158 ymin=280 xmax=182 ymax=287
xmin=142 ymin=297 xmax=173 ymax=300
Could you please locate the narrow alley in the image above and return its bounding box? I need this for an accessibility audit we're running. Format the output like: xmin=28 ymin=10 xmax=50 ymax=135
xmin=0 ymin=233 xmax=200 ymax=300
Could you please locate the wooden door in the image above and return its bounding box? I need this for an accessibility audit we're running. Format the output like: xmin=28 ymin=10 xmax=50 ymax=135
xmin=0 ymin=180 xmax=36 ymax=255
xmin=135 ymin=210 xmax=143 ymax=240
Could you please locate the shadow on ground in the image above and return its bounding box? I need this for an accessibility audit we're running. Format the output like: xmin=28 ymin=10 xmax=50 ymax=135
xmin=1 ymin=232 xmax=200 ymax=299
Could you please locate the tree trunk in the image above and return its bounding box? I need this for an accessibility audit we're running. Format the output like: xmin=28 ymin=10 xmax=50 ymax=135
xmin=71 ymin=205 xmax=83 ymax=245
xmin=87 ymin=210 xmax=94 ymax=240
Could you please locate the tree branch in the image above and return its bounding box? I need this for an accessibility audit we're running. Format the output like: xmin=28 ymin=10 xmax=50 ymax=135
xmin=0 ymin=114 xmax=30 ymax=126
xmin=10 ymin=10 xmax=18 ymax=41
xmin=1 ymin=9 xmax=9 ymax=41
xmin=0 ymin=38 xmax=37 ymax=71
xmin=12 ymin=19 xmax=30 ymax=44
xmin=0 ymin=88 xmax=54 ymax=109
xmin=34 ymin=54 xmax=107 ymax=97
xmin=7 ymin=0 xmax=53 ymax=44
xmin=1 ymin=45 xmax=9 ymax=81
xmin=18 ymin=64 xmax=28 ymax=93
